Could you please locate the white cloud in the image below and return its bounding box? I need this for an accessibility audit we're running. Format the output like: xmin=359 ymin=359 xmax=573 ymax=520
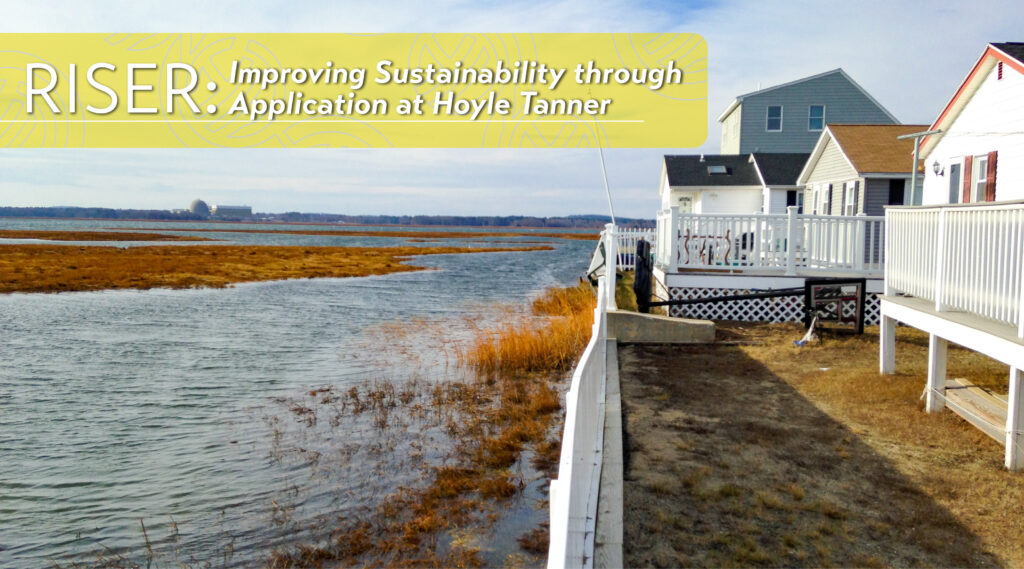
xmin=0 ymin=0 xmax=1021 ymax=218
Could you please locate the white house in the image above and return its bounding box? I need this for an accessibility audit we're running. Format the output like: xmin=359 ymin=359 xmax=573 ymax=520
xmin=920 ymin=42 xmax=1024 ymax=205
xmin=659 ymin=153 xmax=810 ymax=215
xmin=880 ymin=42 xmax=1024 ymax=470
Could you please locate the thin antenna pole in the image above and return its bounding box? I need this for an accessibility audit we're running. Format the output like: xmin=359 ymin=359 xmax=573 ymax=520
xmin=597 ymin=144 xmax=616 ymax=225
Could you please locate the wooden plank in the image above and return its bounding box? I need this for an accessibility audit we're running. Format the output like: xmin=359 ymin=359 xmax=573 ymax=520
xmin=945 ymin=378 xmax=1008 ymax=443
xmin=594 ymin=340 xmax=623 ymax=569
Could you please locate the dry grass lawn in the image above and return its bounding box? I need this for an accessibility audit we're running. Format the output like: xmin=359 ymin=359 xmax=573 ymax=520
xmin=0 ymin=244 xmax=552 ymax=293
xmin=620 ymin=322 xmax=1024 ymax=568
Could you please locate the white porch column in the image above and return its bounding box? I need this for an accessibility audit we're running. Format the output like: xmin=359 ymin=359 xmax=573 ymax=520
xmin=879 ymin=312 xmax=896 ymax=375
xmin=785 ymin=206 xmax=798 ymax=276
xmin=668 ymin=206 xmax=680 ymax=272
xmin=1007 ymin=367 xmax=1024 ymax=471
xmin=926 ymin=334 xmax=947 ymax=412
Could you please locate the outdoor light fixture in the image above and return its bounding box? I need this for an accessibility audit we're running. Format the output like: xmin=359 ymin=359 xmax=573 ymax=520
xmin=932 ymin=160 xmax=944 ymax=176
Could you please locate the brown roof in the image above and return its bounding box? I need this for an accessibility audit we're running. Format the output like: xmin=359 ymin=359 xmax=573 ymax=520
xmin=828 ymin=124 xmax=929 ymax=174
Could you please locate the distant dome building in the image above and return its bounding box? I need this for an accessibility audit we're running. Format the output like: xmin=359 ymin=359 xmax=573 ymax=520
xmin=189 ymin=199 xmax=210 ymax=216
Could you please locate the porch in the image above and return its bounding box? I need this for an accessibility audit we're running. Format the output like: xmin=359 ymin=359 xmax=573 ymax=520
xmin=879 ymin=200 xmax=1024 ymax=470
xmin=651 ymin=207 xmax=885 ymax=322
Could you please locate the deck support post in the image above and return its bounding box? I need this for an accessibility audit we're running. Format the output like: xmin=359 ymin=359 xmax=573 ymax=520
xmin=1007 ymin=367 xmax=1024 ymax=471
xmin=879 ymin=313 xmax=896 ymax=374
xmin=926 ymin=334 xmax=947 ymax=412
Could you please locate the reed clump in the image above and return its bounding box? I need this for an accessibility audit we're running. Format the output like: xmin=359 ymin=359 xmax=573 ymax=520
xmin=461 ymin=282 xmax=595 ymax=373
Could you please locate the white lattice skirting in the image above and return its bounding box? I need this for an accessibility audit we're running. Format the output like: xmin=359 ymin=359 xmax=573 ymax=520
xmin=666 ymin=286 xmax=882 ymax=325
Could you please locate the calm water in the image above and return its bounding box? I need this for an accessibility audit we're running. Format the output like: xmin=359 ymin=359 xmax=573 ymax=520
xmin=0 ymin=220 xmax=592 ymax=566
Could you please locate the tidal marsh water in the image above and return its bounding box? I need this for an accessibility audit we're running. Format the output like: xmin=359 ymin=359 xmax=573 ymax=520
xmin=0 ymin=219 xmax=592 ymax=566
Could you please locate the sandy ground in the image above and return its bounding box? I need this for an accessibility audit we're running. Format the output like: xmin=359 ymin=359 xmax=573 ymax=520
xmin=617 ymin=325 xmax=1011 ymax=568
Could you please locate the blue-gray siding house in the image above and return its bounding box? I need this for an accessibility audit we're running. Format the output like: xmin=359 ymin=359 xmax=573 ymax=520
xmin=719 ymin=69 xmax=899 ymax=154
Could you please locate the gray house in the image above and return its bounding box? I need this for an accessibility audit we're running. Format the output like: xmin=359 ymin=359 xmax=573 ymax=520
xmin=796 ymin=124 xmax=928 ymax=215
xmin=719 ymin=69 xmax=899 ymax=154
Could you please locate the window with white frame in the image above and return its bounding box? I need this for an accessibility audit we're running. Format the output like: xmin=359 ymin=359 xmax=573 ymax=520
xmin=766 ymin=105 xmax=782 ymax=131
xmin=844 ymin=181 xmax=857 ymax=215
xmin=809 ymin=105 xmax=825 ymax=131
xmin=973 ymin=155 xmax=988 ymax=202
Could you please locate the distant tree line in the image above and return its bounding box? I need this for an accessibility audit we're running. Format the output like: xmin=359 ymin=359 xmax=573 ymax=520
xmin=0 ymin=207 xmax=653 ymax=228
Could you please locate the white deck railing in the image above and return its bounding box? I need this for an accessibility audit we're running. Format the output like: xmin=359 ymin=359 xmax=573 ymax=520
xmin=549 ymin=226 xmax=616 ymax=569
xmin=887 ymin=201 xmax=1024 ymax=337
xmin=613 ymin=227 xmax=655 ymax=271
xmin=655 ymin=206 xmax=885 ymax=276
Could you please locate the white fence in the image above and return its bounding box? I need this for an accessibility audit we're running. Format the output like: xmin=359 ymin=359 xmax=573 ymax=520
xmin=548 ymin=226 xmax=617 ymax=569
xmin=613 ymin=227 xmax=655 ymax=270
xmin=655 ymin=206 xmax=885 ymax=276
xmin=887 ymin=202 xmax=1024 ymax=337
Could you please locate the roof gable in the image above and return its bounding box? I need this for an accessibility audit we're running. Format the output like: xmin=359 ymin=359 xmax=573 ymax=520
xmin=921 ymin=42 xmax=1024 ymax=155
xmin=663 ymin=155 xmax=761 ymax=187
xmin=797 ymin=124 xmax=926 ymax=184
xmin=716 ymin=68 xmax=898 ymax=123
xmin=749 ymin=153 xmax=811 ymax=186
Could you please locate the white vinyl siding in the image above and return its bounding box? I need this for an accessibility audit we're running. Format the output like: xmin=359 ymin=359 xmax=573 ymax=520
xmin=922 ymin=61 xmax=1024 ymax=204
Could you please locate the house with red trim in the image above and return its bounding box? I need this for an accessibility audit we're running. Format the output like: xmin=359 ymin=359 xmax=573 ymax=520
xmin=880 ymin=42 xmax=1024 ymax=471
xmin=920 ymin=42 xmax=1024 ymax=204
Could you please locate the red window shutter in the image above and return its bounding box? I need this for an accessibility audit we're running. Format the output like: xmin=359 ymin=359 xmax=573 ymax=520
xmin=986 ymin=151 xmax=998 ymax=201
xmin=962 ymin=156 xmax=973 ymax=202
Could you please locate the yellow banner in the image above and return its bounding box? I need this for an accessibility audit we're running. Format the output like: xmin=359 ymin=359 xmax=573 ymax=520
xmin=0 ymin=33 xmax=707 ymax=148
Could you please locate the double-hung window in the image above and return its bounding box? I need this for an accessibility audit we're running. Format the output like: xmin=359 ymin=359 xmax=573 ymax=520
xmin=766 ymin=106 xmax=782 ymax=131
xmin=809 ymin=105 xmax=825 ymax=131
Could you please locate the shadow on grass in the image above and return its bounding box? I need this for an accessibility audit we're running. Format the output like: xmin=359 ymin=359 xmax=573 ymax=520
xmin=617 ymin=342 xmax=1002 ymax=568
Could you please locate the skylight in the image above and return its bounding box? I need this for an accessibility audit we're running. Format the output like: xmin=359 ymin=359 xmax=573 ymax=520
xmin=708 ymin=165 xmax=729 ymax=175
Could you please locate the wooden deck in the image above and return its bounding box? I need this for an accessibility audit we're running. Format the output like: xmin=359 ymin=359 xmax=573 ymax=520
xmin=945 ymin=378 xmax=1008 ymax=443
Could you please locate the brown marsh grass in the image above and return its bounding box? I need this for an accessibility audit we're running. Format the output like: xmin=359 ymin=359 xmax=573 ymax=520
xmin=0 ymin=229 xmax=211 ymax=242
xmin=0 ymin=244 xmax=552 ymax=294
xmin=459 ymin=282 xmax=596 ymax=373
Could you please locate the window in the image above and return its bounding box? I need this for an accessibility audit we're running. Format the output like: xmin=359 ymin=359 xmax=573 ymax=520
xmin=809 ymin=105 xmax=825 ymax=131
xmin=947 ymin=163 xmax=961 ymax=204
xmin=766 ymin=105 xmax=782 ymax=131
xmin=707 ymin=165 xmax=728 ymax=175
xmin=973 ymin=155 xmax=988 ymax=202
xmin=843 ymin=181 xmax=857 ymax=215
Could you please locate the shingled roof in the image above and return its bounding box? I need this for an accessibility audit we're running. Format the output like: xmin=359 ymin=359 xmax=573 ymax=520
xmin=992 ymin=42 xmax=1024 ymax=64
xmin=827 ymin=124 xmax=928 ymax=174
xmin=663 ymin=155 xmax=761 ymax=187
xmin=750 ymin=153 xmax=811 ymax=186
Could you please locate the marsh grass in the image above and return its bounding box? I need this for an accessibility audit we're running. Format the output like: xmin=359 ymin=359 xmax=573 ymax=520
xmin=459 ymin=282 xmax=595 ymax=373
xmin=0 ymin=244 xmax=553 ymax=293
xmin=267 ymin=283 xmax=593 ymax=567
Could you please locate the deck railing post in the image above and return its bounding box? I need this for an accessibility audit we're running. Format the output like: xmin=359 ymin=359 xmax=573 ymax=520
xmin=605 ymin=224 xmax=617 ymax=310
xmin=934 ymin=208 xmax=947 ymax=311
xmin=785 ymin=206 xmax=798 ymax=276
xmin=855 ymin=214 xmax=866 ymax=272
xmin=668 ymin=206 xmax=680 ymax=272
xmin=1007 ymin=367 xmax=1024 ymax=471
xmin=884 ymin=209 xmax=894 ymax=296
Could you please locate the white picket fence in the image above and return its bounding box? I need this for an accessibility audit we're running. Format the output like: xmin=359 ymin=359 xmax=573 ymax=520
xmin=548 ymin=226 xmax=617 ymax=569
xmin=656 ymin=206 xmax=885 ymax=276
xmin=887 ymin=201 xmax=1024 ymax=336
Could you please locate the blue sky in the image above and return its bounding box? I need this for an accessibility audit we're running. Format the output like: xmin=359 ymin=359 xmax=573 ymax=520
xmin=0 ymin=0 xmax=1021 ymax=218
